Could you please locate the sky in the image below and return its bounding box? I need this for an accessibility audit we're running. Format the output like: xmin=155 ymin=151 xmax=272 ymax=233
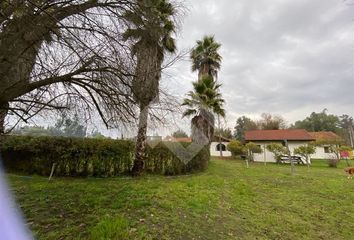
xmin=11 ymin=0 xmax=354 ymax=138
xmin=160 ymin=0 xmax=354 ymax=135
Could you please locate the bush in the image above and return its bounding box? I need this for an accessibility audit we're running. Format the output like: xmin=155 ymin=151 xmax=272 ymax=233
xmin=266 ymin=143 xmax=287 ymax=163
xmin=227 ymin=140 xmax=246 ymax=157
xmin=0 ymin=136 xmax=208 ymax=177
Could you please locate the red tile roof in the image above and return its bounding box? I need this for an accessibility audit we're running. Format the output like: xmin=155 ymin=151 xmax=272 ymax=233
xmin=308 ymin=132 xmax=342 ymax=141
xmin=245 ymin=129 xmax=315 ymax=141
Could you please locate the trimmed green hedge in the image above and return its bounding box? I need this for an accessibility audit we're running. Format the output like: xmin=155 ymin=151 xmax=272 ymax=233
xmin=0 ymin=136 xmax=208 ymax=177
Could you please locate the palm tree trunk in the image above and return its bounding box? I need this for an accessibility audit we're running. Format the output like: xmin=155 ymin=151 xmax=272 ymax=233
xmin=0 ymin=102 xmax=9 ymax=134
xmin=132 ymin=104 xmax=149 ymax=176
xmin=191 ymin=110 xmax=215 ymax=167
xmin=191 ymin=113 xmax=214 ymax=145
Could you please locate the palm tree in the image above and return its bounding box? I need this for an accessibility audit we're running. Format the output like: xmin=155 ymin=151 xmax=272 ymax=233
xmin=123 ymin=0 xmax=177 ymax=176
xmin=191 ymin=35 xmax=222 ymax=80
xmin=182 ymin=75 xmax=225 ymax=145
xmin=185 ymin=36 xmax=224 ymax=149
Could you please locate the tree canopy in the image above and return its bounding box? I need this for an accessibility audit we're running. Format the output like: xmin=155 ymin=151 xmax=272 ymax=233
xmin=172 ymin=130 xmax=189 ymax=138
xmin=0 ymin=1 xmax=140 ymax=133
xmin=292 ymin=109 xmax=340 ymax=133
xmin=258 ymin=113 xmax=287 ymax=130
xmin=191 ymin=35 xmax=222 ymax=80
xmin=234 ymin=116 xmax=258 ymax=141
xmin=214 ymin=128 xmax=233 ymax=139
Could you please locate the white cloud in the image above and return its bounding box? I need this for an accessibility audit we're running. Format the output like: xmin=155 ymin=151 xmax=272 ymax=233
xmin=163 ymin=0 xmax=354 ymax=131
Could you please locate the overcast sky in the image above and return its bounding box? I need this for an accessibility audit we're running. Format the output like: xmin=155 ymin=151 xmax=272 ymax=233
xmin=17 ymin=0 xmax=354 ymax=137
xmin=160 ymin=0 xmax=354 ymax=134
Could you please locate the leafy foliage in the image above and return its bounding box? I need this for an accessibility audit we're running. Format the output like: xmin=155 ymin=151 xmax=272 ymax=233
xmin=327 ymin=145 xmax=353 ymax=168
xmin=234 ymin=116 xmax=258 ymax=141
xmin=49 ymin=114 xmax=87 ymax=137
xmin=214 ymin=128 xmax=233 ymax=139
xmin=293 ymin=144 xmax=316 ymax=166
xmin=266 ymin=143 xmax=287 ymax=163
xmin=258 ymin=113 xmax=287 ymax=130
xmin=184 ymin=36 xmax=224 ymax=146
xmin=1 ymin=136 xmax=208 ymax=177
xmin=87 ymin=130 xmax=108 ymax=139
xmin=123 ymin=0 xmax=176 ymax=106
xmin=182 ymin=75 xmax=225 ymax=118
xmin=293 ymin=109 xmax=340 ymax=133
xmin=227 ymin=141 xmax=262 ymax=161
xmin=123 ymin=0 xmax=177 ymax=176
xmin=11 ymin=126 xmax=52 ymax=136
xmin=245 ymin=142 xmax=262 ymax=161
xmin=172 ymin=130 xmax=188 ymax=138
xmin=12 ymin=114 xmax=87 ymax=137
xmin=227 ymin=140 xmax=246 ymax=157
xmin=191 ymin=35 xmax=222 ymax=79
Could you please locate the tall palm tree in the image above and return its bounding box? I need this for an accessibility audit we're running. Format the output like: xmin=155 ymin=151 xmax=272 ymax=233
xmin=191 ymin=35 xmax=222 ymax=80
xmin=184 ymin=36 xmax=224 ymax=164
xmin=123 ymin=0 xmax=177 ymax=176
xmin=182 ymin=75 xmax=225 ymax=145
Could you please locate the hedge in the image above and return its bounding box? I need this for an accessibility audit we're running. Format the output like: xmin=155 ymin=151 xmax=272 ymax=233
xmin=0 ymin=136 xmax=209 ymax=177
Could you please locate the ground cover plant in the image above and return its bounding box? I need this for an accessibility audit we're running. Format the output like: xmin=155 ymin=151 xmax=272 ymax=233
xmin=7 ymin=158 xmax=354 ymax=240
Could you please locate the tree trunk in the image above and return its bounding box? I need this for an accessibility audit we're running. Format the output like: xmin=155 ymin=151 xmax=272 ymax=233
xmin=132 ymin=105 xmax=149 ymax=176
xmin=285 ymin=140 xmax=295 ymax=175
xmin=191 ymin=109 xmax=214 ymax=145
xmin=0 ymin=102 xmax=9 ymax=134
xmin=305 ymin=156 xmax=310 ymax=169
xmin=191 ymin=110 xmax=214 ymax=167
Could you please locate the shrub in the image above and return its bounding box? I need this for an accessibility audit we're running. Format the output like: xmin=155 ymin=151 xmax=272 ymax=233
xmin=0 ymin=136 xmax=208 ymax=177
xmin=266 ymin=143 xmax=287 ymax=163
xmin=245 ymin=142 xmax=262 ymax=162
xmin=227 ymin=140 xmax=246 ymax=157
xmin=293 ymin=144 xmax=316 ymax=167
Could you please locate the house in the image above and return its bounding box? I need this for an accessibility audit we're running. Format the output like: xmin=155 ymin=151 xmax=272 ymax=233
xmin=210 ymin=136 xmax=232 ymax=157
xmin=309 ymin=131 xmax=343 ymax=159
xmin=164 ymin=135 xmax=231 ymax=157
xmin=245 ymin=129 xmax=315 ymax=163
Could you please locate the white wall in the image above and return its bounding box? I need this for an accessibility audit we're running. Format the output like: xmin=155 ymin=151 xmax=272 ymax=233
xmin=252 ymin=141 xmax=311 ymax=163
xmin=210 ymin=142 xmax=232 ymax=157
xmin=311 ymin=146 xmax=334 ymax=159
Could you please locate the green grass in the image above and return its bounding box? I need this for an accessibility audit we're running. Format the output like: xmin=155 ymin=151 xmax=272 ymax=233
xmin=7 ymin=159 xmax=354 ymax=240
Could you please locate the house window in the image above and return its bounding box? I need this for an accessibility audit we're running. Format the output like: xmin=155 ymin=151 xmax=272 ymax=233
xmin=324 ymin=146 xmax=330 ymax=153
xmin=216 ymin=143 xmax=226 ymax=152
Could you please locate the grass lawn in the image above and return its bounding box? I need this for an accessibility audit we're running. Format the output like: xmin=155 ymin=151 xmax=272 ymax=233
xmin=7 ymin=159 xmax=354 ymax=240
